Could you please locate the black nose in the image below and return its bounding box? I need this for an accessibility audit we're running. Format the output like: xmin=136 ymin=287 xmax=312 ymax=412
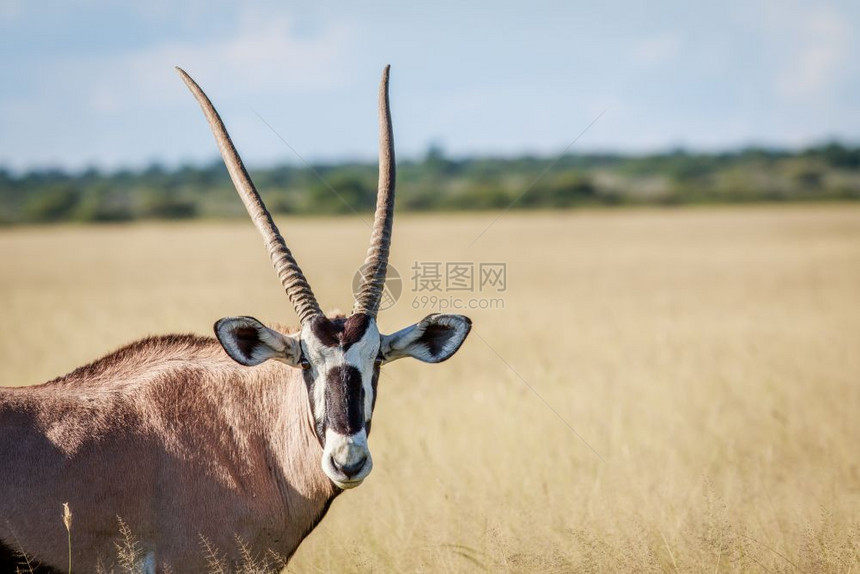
xmin=333 ymin=456 xmax=367 ymax=478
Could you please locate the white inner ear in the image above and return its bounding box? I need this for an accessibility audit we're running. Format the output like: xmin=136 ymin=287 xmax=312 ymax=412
xmin=381 ymin=314 xmax=470 ymax=363
xmin=379 ymin=323 xmax=421 ymax=362
xmin=217 ymin=317 xmax=302 ymax=366
xmin=256 ymin=327 xmax=302 ymax=365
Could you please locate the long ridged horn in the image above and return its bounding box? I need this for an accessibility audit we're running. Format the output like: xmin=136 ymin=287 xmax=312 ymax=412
xmin=353 ymin=65 xmax=395 ymax=317
xmin=176 ymin=67 xmax=322 ymax=324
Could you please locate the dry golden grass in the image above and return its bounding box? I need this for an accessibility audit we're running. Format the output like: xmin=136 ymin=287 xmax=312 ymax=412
xmin=2 ymin=205 xmax=859 ymax=572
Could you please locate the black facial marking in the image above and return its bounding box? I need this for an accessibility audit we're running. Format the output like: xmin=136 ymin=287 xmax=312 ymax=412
xmin=366 ymin=365 xmax=380 ymax=436
xmin=310 ymin=314 xmax=371 ymax=350
xmin=326 ymin=365 xmax=364 ymax=434
xmin=305 ymin=315 xmax=376 ymax=443
xmin=310 ymin=316 xmax=342 ymax=348
xmin=341 ymin=314 xmax=371 ymax=351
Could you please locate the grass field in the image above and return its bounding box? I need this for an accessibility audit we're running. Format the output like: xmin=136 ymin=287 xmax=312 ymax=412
xmin=2 ymin=205 xmax=859 ymax=572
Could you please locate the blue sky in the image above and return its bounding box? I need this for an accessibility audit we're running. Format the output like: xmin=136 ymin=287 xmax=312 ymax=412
xmin=1 ymin=1 xmax=858 ymax=171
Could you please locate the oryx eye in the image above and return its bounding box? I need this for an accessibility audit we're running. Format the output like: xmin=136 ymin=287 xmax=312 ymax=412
xmin=300 ymin=357 xmax=312 ymax=370
xmin=374 ymin=356 xmax=384 ymax=367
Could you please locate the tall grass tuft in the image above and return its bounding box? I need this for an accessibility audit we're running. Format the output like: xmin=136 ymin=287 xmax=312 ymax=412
xmin=114 ymin=517 xmax=145 ymax=574
xmin=5 ymin=521 xmax=35 ymax=574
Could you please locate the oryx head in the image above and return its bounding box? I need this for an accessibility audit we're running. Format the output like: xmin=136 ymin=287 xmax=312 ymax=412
xmin=179 ymin=66 xmax=471 ymax=489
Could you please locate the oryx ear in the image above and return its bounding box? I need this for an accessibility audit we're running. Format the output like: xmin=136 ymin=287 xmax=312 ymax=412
xmin=214 ymin=316 xmax=302 ymax=367
xmin=381 ymin=314 xmax=472 ymax=364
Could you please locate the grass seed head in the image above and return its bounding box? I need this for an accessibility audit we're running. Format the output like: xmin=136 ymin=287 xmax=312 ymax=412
xmin=62 ymin=502 xmax=72 ymax=532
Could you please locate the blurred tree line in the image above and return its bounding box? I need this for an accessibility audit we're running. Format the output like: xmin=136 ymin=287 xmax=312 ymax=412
xmin=1 ymin=142 xmax=858 ymax=225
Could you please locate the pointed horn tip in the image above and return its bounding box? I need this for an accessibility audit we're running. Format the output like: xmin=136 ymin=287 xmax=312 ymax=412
xmin=175 ymin=67 xmax=206 ymax=95
xmin=175 ymin=67 xmax=196 ymax=88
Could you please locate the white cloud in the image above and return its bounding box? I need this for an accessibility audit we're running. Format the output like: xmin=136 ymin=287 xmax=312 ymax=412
xmin=775 ymin=5 xmax=852 ymax=103
xmin=0 ymin=4 xmax=356 ymax=169
xmin=58 ymin=7 xmax=352 ymax=115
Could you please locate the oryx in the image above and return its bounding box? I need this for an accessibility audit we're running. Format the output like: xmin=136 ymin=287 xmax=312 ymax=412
xmin=0 ymin=66 xmax=471 ymax=573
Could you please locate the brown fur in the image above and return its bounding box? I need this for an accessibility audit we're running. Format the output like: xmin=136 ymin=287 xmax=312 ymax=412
xmin=0 ymin=332 xmax=338 ymax=572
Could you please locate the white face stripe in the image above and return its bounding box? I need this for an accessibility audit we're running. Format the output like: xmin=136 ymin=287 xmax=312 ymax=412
xmin=300 ymin=318 xmax=380 ymax=435
xmin=298 ymin=317 xmax=381 ymax=488
xmin=342 ymin=321 xmax=379 ymax=424
xmin=312 ymin=367 xmax=326 ymax=423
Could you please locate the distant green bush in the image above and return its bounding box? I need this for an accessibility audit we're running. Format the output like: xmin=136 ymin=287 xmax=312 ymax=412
xmin=0 ymin=141 xmax=858 ymax=224
xmin=140 ymin=193 xmax=198 ymax=219
xmin=526 ymin=173 xmax=597 ymax=208
xmin=307 ymin=174 xmax=375 ymax=214
xmin=72 ymin=194 xmax=134 ymax=223
xmin=22 ymin=186 xmax=81 ymax=222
